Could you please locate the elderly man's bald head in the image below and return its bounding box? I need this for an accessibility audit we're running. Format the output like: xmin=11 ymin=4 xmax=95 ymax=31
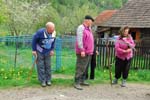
xmin=46 ymin=22 xmax=55 ymax=28
xmin=46 ymin=22 xmax=55 ymax=34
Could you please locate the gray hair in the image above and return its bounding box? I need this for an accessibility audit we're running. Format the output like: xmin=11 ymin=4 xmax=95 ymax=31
xmin=46 ymin=22 xmax=55 ymax=28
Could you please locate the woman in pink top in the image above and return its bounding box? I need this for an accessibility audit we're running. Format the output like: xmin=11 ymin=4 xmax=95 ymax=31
xmin=112 ymin=26 xmax=135 ymax=87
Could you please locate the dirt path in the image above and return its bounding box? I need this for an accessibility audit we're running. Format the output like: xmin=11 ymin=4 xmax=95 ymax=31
xmin=0 ymin=83 xmax=150 ymax=100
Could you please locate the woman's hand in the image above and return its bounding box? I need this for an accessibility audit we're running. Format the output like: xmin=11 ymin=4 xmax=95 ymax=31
xmin=123 ymin=48 xmax=132 ymax=53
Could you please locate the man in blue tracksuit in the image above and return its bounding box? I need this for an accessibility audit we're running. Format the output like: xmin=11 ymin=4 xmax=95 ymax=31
xmin=32 ymin=22 xmax=56 ymax=87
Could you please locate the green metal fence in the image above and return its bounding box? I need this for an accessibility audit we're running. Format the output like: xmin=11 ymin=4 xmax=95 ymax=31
xmin=1 ymin=36 xmax=149 ymax=71
xmin=0 ymin=35 xmax=76 ymax=71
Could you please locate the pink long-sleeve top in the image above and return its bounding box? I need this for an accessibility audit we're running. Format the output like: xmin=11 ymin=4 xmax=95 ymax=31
xmin=115 ymin=35 xmax=135 ymax=60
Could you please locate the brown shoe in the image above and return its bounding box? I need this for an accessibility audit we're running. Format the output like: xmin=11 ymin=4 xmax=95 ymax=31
xmin=74 ymin=83 xmax=83 ymax=90
xmin=80 ymin=82 xmax=89 ymax=86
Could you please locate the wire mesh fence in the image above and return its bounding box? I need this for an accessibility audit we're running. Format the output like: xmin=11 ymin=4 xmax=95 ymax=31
xmin=0 ymin=35 xmax=149 ymax=71
xmin=0 ymin=35 xmax=76 ymax=71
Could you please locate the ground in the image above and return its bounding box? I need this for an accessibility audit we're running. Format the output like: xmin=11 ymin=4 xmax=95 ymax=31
xmin=0 ymin=83 xmax=150 ymax=100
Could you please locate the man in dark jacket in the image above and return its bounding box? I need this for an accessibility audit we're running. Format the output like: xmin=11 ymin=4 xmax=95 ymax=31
xmin=32 ymin=22 xmax=56 ymax=87
xmin=86 ymin=39 xmax=99 ymax=80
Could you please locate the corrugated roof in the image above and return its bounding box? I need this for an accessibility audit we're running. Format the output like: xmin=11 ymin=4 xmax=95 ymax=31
xmin=99 ymin=0 xmax=150 ymax=28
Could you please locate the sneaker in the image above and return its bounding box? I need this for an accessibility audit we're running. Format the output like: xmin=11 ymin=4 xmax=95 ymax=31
xmin=74 ymin=83 xmax=83 ymax=90
xmin=121 ymin=79 xmax=126 ymax=87
xmin=41 ymin=82 xmax=46 ymax=87
xmin=80 ymin=82 xmax=90 ymax=86
xmin=112 ymin=78 xmax=118 ymax=85
xmin=46 ymin=81 xmax=51 ymax=86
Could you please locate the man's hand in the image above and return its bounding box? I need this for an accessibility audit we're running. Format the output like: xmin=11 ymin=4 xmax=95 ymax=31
xmin=96 ymin=50 xmax=99 ymax=55
xmin=81 ymin=51 xmax=85 ymax=57
xmin=50 ymin=51 xmax=54 ymax=56
xmin=32 ymin=51 xmax=37 ymax=57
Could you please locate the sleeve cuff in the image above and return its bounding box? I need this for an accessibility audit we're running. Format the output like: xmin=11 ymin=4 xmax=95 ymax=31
xmin=80 ymin=48 xmax=85 ymax=52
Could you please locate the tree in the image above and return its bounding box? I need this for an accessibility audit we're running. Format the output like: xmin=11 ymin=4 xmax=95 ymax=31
xmin=2 ymin=0 xmax=55 ymax=67
xmin=52 ymin=1 xmax=99 ymax=34
xmin=0 ymin=0 xmax=7 ymax=24
xmin=3 ymin=0 xmax=53 ymax=36
xmin=0 ymin=0 xmax=126 ymax=36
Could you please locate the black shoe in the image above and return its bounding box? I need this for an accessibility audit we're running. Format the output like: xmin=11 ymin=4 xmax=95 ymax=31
xmin=90 ymin=77 xmax=94 ymax=80
xmin=74 ymin=83 xmax=83 ymax=90
xmin=90 ymin=76 xmax=94 ymax=80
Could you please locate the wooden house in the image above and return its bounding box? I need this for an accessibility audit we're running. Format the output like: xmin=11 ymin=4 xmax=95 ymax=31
xmin=94 ymin=0 xmax=150 ymax=43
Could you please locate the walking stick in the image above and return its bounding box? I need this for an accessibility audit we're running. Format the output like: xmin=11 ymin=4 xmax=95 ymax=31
xmin=106 ymin=38 xmax=112 ymax=86
xmin=27 ymin=55 xmax=37 ymax=81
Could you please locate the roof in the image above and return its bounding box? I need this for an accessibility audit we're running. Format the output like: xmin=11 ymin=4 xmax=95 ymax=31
xmin=99 ymin=0 xmax=150 ymax=28
xmin=94 ymin=10 xmax=117 ymax=26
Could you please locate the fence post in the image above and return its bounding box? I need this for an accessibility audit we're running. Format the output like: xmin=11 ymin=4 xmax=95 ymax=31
xmin=55 ymin=37 xmax=62 ymax=71
xmin=14 ymin=36 xmax=18 ymax=68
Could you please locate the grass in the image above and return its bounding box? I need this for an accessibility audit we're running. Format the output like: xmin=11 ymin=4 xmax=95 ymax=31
xmin=0 ymin=44 xmax=150 ymax=89
xmin=0 ymin=63 xmax=150 ymax=89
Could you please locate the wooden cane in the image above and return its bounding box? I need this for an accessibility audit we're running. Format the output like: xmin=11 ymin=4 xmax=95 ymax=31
xmin=27 ymin=55 xmax=37 ymax=81
xmin=106 ymin=39 xmax=112 ymax=86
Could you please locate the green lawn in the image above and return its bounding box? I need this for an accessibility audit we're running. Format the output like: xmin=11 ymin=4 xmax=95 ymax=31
xmin=0 ymin=44 xmax=150 ymax=89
